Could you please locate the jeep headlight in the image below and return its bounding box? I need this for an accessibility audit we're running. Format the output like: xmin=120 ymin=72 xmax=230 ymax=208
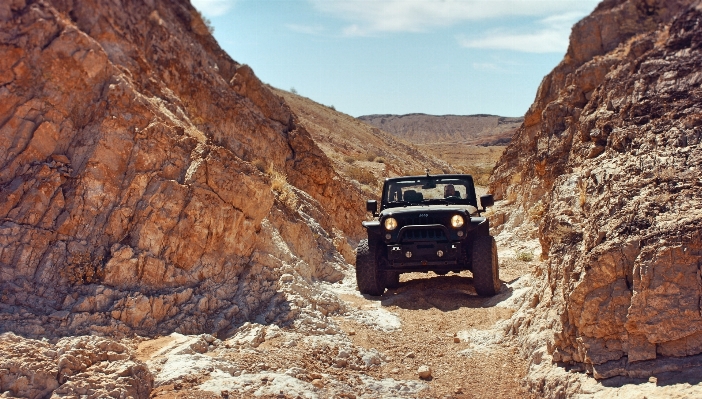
xmin=450 ymin=215 xmax=464 ymax=228
xmin=384 ymin=217 xmax=398 ymax=231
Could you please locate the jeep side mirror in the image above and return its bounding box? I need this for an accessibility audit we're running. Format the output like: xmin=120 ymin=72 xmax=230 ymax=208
xmin=366 ymin=200 xmax=378 ymax=215
xmin=480 ymin=194 xmax=494 ymax=208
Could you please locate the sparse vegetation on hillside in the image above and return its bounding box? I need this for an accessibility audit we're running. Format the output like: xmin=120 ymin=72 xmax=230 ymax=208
xmin=195 ymin=10 xmax=215 ymax=34
xmin=528 ymin=201 xmax=546 ymax=221
xmin=461 ymin=165 xmax=494 ymax=186
xmin=265 ymin=162 xmax=298 ymax=210
xmin=271 ymin=87 xmax=453 ymax=198
xmin=345 ymin=165 xmax=376 ymax=186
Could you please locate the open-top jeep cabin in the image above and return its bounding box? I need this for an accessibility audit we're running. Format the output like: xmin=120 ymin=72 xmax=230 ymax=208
xmin=356 ymin=173 xmax=500 ymax=296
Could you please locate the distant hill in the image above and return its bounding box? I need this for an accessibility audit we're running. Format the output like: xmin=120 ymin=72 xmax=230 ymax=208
xmin=357 ymin=113 xmax=523 ymax=146
xmin=272 ymin=89 xmax=455 ymax=196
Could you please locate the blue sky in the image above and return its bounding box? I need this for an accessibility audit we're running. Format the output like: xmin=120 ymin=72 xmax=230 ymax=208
xmin=192 ymin=0 xmax=600 ymax=117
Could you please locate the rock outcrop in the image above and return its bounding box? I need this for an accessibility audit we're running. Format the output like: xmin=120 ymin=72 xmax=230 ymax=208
xmin=0 ymin=0 xmax=365 ymax=337
xmin=490 ymin=0 xmax=702 ymax=386
xmin=0 ymin=332 xmax=153 ymax=399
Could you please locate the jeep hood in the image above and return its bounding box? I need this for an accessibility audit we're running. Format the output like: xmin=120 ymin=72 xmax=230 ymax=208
xmin=379 ymin=205 xmax=477 ymax=216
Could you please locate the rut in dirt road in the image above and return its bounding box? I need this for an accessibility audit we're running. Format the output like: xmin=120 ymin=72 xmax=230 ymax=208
xmin=337 ymin=266 xmax=535 ymax=399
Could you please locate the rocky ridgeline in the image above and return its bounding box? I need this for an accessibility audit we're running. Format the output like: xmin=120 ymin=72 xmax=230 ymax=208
xmin=0 ymin=0 xmax=365 ymax=341
xmin=490 ymin=0 xmax=702 ymax=392
xmin=358 ymin=113 xmax=523 ymax=146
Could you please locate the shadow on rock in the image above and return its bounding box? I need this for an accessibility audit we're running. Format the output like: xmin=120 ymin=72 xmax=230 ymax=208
xmin=599 ymin=362 xmax=702 ymax=389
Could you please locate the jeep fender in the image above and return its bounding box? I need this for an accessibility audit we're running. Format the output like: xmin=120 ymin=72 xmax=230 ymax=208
xmin=469 ymin=217 xmax=490 ymax=236
xmin=362 ymin=220 xmax=382 ymax=241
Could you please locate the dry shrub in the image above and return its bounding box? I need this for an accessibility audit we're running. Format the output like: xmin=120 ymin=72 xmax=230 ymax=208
xmin=266 ymin=163 xmax=298 ymax=210
xmin=374 ymin=156 xmax=386 ymax=163
xmin=509 ymin=172 xmax=522 ymax=185
xmin=578 ymin=179 xmax=588 ymax=208
xmin=656 ymin=166 xmax=676 ymax=181
xmin=365 ymin=152 xmax=378 ymax=162
xmin=343 ymin=155 xmax=355 ymax=164
xmin=462 ymin=165 xmax=493 ymax=186
xmin=278 ymin=187 xmax=299 ymax=210
xmin=655 ymin=192 xmax=672 ymax=204
xmin=516 ymin=251 xmax=534 ymax=262
xmin=345 ymin=165 xmax=376 ymax=186
xmin=529 ymin=201 xmax=546 ymax=221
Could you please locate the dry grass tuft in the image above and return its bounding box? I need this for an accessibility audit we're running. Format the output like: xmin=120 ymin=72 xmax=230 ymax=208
xmin=515 ymin=251 xmax=534 ymax=262
xmin=509 ymin=172 xmax=522 ymax=185
xmin=462 ymin=165 xmax=493 ymax=186
xmin=266 ymin=163 xmax=299 ymax=210
xmin=528 ymin=201 xmax=546 ymax=221
xmin=345 ymin=165 xmax=376 ymax=186
xmin=578 ymin=179 xmax=588 ymax=208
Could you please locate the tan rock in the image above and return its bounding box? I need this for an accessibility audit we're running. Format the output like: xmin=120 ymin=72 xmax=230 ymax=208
xmin=490 ymin=0 xmax=702 ymax=386
xmin=0 ymin=0 xmax=362 ymax=340
xmin=0 ymin=333 xmax=152 ymax=399
xmin=418 ymin=365 xmax=432 ymax=379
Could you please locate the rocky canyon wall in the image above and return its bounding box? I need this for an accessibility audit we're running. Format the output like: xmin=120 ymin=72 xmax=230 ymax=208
xmin=0 ymin=0 xmax=365 ymax=337
xmin=491 ymin=0 xmax=702 ymax=381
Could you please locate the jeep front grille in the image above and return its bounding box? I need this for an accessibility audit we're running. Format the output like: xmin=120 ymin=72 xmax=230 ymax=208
xmin=401 ymin=228 xmax=446 ymax=241
xmin=400 ymin=216 xmax=441 ymax=226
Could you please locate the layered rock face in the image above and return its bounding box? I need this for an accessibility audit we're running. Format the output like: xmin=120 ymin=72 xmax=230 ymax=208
xmin=491 ymin=0 xmax=702 ymax=379
xmin=0 ymin=0 xmax=365 ymax=337
xmin=0 ymin=332 xmax=153 ymax=398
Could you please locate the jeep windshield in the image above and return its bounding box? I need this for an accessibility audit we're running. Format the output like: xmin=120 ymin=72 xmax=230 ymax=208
xmin=382 ymin=175 xmax=478 ymax=209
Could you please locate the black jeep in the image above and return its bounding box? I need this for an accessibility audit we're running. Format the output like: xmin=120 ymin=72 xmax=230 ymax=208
xmin=356 ymin=173 xmax=500 ymax=296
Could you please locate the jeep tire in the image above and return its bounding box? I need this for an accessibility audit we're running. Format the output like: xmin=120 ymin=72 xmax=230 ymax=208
xmin=471 ymin=236 xmax=500 ymax=296
xmin=384 ymin=271 xmax=400 ymax=289
xmin=356 ymin=239 xmax=385 ymax=296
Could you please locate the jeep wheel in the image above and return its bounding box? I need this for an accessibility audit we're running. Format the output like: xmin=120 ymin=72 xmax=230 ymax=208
xmin=356 ymin=239 xmax=385 ymax=296
xmin=384 ymin=271 xmax=400 ymax=289
xmin=471 ymin=236 xmax=500 ymax=296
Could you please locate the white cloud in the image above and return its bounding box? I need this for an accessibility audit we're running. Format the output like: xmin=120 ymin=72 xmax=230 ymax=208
xmin=286 ymin=24 xmax=326 ymax=35
xmin=191 ymin=0 xmax=236 ymax=17
xmin=309 ymin=0 xmax=599 ymax=36
xmin=460 ymin=29 xmax=568 ymax=53
xmin=458 ymin=11 xmax=583 ymax=53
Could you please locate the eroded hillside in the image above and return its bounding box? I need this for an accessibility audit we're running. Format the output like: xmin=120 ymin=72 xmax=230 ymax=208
xmin=273 ymin=89 xmax=454 ymax=198
xmin=0 ymin=0 xmax=367 ymax=340
xmin=357 ymin=113 xmax=518 ymax=186
xmin=490 ymin=0 xmax=702 ymax=394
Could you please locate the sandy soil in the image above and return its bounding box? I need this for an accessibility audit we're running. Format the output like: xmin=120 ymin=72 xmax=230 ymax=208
xmin=137 ymin=235 xmax=538 ymax=399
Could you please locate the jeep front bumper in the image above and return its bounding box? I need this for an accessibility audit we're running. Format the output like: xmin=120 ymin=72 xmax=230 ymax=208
xmin=387 ymin=241 xmax=463 ymax=268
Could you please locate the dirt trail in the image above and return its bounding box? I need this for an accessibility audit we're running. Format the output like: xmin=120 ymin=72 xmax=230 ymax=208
xmin=335 ymin=265 xmax=534 ymax=398
xmin=131 ymin=185 xmax=538 ymax=398
xmin=137 ymin=239 xmax=537 ymax=399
